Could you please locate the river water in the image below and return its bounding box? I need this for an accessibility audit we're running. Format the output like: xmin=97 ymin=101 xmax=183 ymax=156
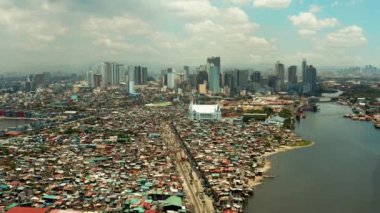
xmin=0 ymin=119 xmax=30 ymax=130
xmin=245 ymin=103 xmax=380 ymax=213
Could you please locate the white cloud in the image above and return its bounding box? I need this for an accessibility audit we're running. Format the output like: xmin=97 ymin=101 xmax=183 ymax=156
xmin=0 ymin=0 xmax=67 ymax=46
xmin=163 ymin=0 xmax=220 ymax=19
xmin=309 ymin=4 xmax=322 ymax=13
xmin=325 ymin=25 xmax=366 ymax=48
xmin=253 ymin=0 xmax=292 ymax=8
xmin=298 ymin=29 xmax=316 ymax=37
xmin=289 ymin=12 xmax=338 ymax=36
xmin=227 ymin=0 xmax=250 ymax=5
xmin=84 ymin=14 xmax=151 ymax=36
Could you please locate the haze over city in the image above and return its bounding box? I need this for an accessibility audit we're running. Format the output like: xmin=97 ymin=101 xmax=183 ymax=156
xmin=0 ymin=0 xmax=378 ymax=73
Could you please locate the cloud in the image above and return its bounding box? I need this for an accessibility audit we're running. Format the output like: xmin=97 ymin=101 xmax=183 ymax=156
xmin=325 ymin=25 xmax=366 ymax=48
xmin=0 ymin=0 xmax=67 ymax=47
xmin=253 ymin=0 xmax=292 ymax=8
xmin=227 ymin=0 xmax=250 ymax=5
xmin=163 ymin=0 xmax=220 ymax=19
xmin=289 ymin=12 xmax=338 ymax=36
xmin=309 ymin=4 xmax=322 ymax=13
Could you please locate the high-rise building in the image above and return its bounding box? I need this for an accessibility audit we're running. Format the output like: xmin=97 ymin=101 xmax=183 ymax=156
xmin=133 ymin=66 xmax=148 ymax=85
xmin=33 ymin=73 xmax=45 ymax=89
xmin=251 ymin=71 xmax=261 ymax=84
xmin=287 ymin=66 xmax=297 ymax=85
xmin=236 ymin=70 xmax=249 ymax=89
xmin=267 ymin=75 xmax=278 ymax=91
xmin=94 ymin=74 xmax=102 ymax=88
xmin=275 ymin=61 xmax=285 ymax=91
xmin=87 ymin=70 xmax=94 ymax=87
xmin=224 ymin=72 xmax=236 ymax=96
xmin=184 ymin=66 xmax=190 ymax=79
xmin=102 ymin=62 xmax=122 ymax=87
xmin=167 ymin=68 xmax=175 ymax=89
xmin=308 ymin=65 xmax=317 ymax=92
xmin=302 ymin=59 xmax=307 ymax=83
xmin=208 ymin=63 xmax=220 ymax=94
xmin=207 ymin=56 xmax=221 ymax=72
xmin=141 ymin=67 xmax=148 ymax=85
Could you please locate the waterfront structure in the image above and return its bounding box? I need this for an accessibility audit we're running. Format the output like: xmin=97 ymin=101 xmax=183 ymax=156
xmin=275 ymin=61 xmax=285 ymax=91
xmin=188 ymin=99 xmax=221 ymax=120
xmin=208 ymin=63 xmax=220 ymax=94
xmin=102 ymin=62 xmax=122 ymax=87
xmin=302 ymin=59 xmax=307 ymax=83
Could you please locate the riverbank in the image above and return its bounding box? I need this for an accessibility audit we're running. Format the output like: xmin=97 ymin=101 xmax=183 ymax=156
xmin=249 ymin=141 xmax=315 ymax=188
xmin=0 ymin=117 xmax=39 ymax=120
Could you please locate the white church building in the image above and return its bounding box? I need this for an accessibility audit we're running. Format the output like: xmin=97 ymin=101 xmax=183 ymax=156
xmin=188 ymin=100 xmax=222 ymax=121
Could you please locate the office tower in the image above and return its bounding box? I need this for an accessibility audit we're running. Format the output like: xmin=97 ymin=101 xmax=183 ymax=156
xmin=94 ymin=74 xmax=102 ymax=88
xmin=251 ymin=71 xmax=261 ymax=84
xmin=133 ymin=66 xmax=148 ymax=85
xmin=141 ymin=67 xmax=148 ymax=85
xmin=209 ymin=63 xmax=220 ymax=94
xmin=128 ymin=66 xmax=135 ymax=94
xmin=275 ymin=61 xmax=285 ymax=91
xmin=236 ymin=70 xmax=249 ymax=89
xmin=166 ymin=68 xmax=175 ymax=89
xmin=184 ymin=66 xmax=190 ymax=79
xmin=302 ymin=59 xmax=307 ymax=83
xmin=207 ymin=56 xmax=221 ymax=72
xmin=267 ymin=75 xmax=278 ymax=91
xmin=308 ymin=65 xmax=317 ymax=92
xmin=288 ymin=66 xmax=297 ymax=85
xmin=33 ymin=73 xmax=45 ymax=89
xmin=87 ymin=70 xmax=94 ymax=87
xmin=102 ymin=62 xmax=121 ymax=87
xmin=224 ymin=72 xmax=236 ymax=96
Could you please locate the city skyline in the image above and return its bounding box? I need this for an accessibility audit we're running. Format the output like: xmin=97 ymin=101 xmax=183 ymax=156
xmin=0 ymin=0 xmax=378 ymax=73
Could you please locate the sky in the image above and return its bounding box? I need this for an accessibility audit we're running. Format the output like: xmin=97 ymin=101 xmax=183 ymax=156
xmin=0 ymin=0 xmax=378 ymax=73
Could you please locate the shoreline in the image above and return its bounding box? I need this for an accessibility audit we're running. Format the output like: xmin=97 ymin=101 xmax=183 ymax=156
xmin=0 ymin=117 xmax=39 ymax=121
xmin=249 ymin=142 xmax=315 ymax=188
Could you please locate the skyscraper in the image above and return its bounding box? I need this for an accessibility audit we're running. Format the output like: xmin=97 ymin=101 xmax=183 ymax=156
xmin=308 ymin=65 xmax=317 ymax=92
xmin=102 ymin=62 xmax=122 ymax=87
xmin=236 ymin=70 xmax=249 ymax=89
xmin=275 ymin=61 xmax=285 ymax=91
xmin=184 ymin=66 xmax=190 ymax=79
xmin=87 ymin=70 xmax=94 ymax=87
xmin=33 ymin=73 xmax=45 ymax=89
xmin=166 ymin=68 xmax=175 ymax=89
xmin=133 ymin=66 xmax=148 ymax=85
xmin=251 ymin=71 xmax=261 ymax=84
xmin=94 ymin=74 xmax=102 ymax=88
xmin=302 ymin=59 xmax=307 ymax=83
xmin=207 ymin=56 xmax=221 ymax=72
xmin=208 ymin=63 xmax=220 ymax=94
xmin=141 ymin=67 xmax=148 ymax=85
xmin=207 ymin=57 xmax=221 ymax=88
xmin=288 ymin=66 xmax=297 ymax=85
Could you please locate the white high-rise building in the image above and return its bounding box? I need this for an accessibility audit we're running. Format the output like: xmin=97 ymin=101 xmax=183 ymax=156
xmin=128 ymin=65 xmax=135 ymax=94
xmin=86 ymin=70 xmax=94 ymax=87
xmin=167 ymin=68 xmax=175 ymax=89
xmin=101 ymin=62 xmax=122 ymax=87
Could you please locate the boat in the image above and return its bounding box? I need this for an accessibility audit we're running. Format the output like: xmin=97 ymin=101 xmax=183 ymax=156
xmin=352 ymin=108 xmax=360 ymax=114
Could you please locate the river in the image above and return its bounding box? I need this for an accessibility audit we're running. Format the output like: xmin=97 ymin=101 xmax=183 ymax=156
xmin=0 ymin=119 xmax=31 ymax=130
xmin=245 ymin=103 xmax=380 ymax=213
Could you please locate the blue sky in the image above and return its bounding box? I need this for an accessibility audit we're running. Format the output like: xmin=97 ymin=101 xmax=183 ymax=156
xmin=0 ymin=0 xmax=377 ymax=73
